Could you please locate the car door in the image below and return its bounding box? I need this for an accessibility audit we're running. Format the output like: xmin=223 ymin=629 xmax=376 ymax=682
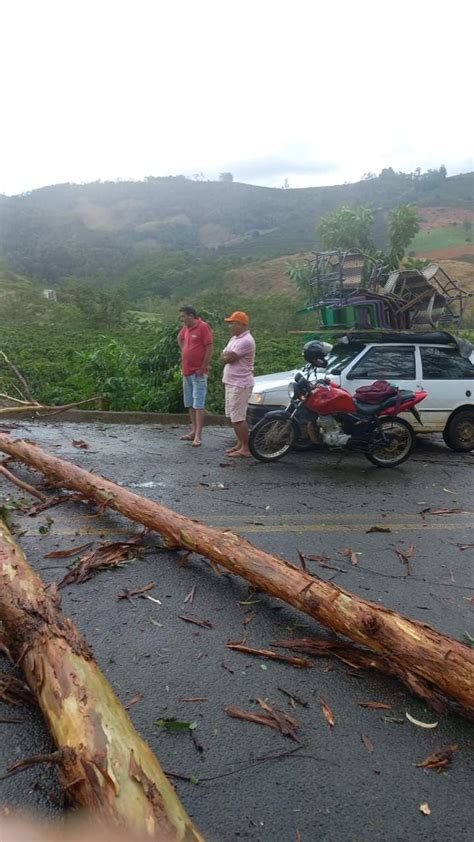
xmin=417 ymin=345 xmax=474 ymax=431
xmin=341 ymin=344 xmax=420 ymax=428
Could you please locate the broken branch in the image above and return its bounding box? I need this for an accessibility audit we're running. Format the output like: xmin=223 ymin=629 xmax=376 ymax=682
xmin=0 ymin=435 xmax=473 ymax=717
xmin=226 ymin=643 xmax=312 ymax=668
xmin=0 ymin=517 xmax=203 ymax=840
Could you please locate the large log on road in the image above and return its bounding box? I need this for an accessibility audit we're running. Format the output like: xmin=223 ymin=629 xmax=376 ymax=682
xmin=0 ymin=517 xmax=204 ymax=841
xmin=0 ymin=434 xmax=473 ymax=716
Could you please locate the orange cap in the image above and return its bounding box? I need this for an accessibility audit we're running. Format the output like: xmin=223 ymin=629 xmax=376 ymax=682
xmin=224 ymin=310 xmax=249 ymax=325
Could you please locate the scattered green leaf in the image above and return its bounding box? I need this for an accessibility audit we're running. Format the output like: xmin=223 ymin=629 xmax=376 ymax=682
xmin=38 ymin=516 xmax=54 ymax=535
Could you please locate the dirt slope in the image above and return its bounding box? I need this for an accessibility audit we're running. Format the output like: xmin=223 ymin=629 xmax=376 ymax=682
xmin=223 ymin=255 xmax=310 ymax=295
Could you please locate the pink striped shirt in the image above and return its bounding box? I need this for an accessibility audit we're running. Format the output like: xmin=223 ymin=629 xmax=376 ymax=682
xmin=222 ymin=331 xmax=256 ymax=388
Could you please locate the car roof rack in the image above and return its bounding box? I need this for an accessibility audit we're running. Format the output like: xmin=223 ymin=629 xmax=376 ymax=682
xmin=332 ymin=330 xmax=473 ymax=358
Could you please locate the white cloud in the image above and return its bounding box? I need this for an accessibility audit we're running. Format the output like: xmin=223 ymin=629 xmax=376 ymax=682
xmin=0 ymin=0 xmax=472 ymax=194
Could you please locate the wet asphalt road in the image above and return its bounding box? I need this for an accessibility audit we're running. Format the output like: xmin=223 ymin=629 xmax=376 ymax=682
xmin=0 ymin=420 xmax=473 ymax=842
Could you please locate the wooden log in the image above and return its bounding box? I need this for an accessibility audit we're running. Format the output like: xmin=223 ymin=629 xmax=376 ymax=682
xmin=0 ymin=518 xmax=204 ymax=841
xmin=0 ymin=434 xmax=473 ymax=716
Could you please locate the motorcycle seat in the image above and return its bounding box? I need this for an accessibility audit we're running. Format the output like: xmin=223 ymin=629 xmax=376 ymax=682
xmin=355 ymin=389 xmax=414 ymax=416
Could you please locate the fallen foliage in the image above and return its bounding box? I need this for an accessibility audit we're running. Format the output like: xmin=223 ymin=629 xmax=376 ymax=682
xmin=366 ymin=526 xmax=391 ymax=534
xmin=58 ymin=536 xmax=148 ymax=587
xmin=416 ymin=744 xmax=459 ymax=771
xmin=226 ymin=643 xmax=312 ymax=668
xmin=1 ymin=434 xmax=473 ymax=718
xmin=0 ymin=674 xmax=34 ymax=706
xmin=320 ymin=697 xmax=335 ymax=727
xmin=360 ymin=734 xmax=374 ymax=752
xmin=338 ymin=547 xmax=360 ymax=565
xmin=179 ymin=614 xmax=213 ymax=629
xmin=117 ymin=582 xmax=156 ymax=602
xmin=225 ymin=699 xmax=300 ymax=742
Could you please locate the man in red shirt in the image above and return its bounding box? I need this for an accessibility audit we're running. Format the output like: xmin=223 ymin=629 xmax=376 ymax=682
xmin=177 ymin=305 xmax=214 ymax=447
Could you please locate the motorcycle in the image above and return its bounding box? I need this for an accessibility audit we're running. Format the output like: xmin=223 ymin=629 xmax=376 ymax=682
xmin=249 ymin=341 xmax=428 ymax=468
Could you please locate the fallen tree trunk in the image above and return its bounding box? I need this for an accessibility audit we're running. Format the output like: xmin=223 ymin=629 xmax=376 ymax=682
xmin=0 ymin=434 xmax=473 ymax=716
xmin=0 ymin=518 xmax=204 ymax=841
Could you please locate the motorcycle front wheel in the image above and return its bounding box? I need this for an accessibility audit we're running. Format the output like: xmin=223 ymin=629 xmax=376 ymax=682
xmin=365 ymin=417 xmax=415 ymax=468
xmin=249 ymin=416 xmax=294 ymax=462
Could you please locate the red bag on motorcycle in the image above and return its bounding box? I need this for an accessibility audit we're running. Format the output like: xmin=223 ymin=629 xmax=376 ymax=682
xmin=354 ymin=380 xmax=398 ymax=404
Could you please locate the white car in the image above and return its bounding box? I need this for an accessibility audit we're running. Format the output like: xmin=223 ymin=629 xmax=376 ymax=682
xmin=247 ymin=331 xmax=474 ymax=452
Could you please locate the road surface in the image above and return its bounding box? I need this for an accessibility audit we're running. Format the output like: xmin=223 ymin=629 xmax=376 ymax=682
xmin=0 ymin=420 xmax=473 ymax=841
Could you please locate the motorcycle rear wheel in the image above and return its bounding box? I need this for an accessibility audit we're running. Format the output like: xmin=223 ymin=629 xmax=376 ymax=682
xmin=365 ymin=417 xmax=415 ymax=468
xmin=249 ymin=416 xmax=294 ymax=462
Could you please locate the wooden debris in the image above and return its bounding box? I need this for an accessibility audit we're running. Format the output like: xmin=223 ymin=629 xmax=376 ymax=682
xmin=319 ymin=697 xmax=335 ymax=727
xmin=366 ymin=525 xmax=391 ymax=534
xmin=227 ymin=643 xmax=312 ymax=668
xmin=117 ymin=582 xmax=156 ymax=601
xmin=416 ymin=744 xmax=459 ymax=771
xmin=58 ymin=536 xmax=148 ymax=587
xmin=0 ymin=462 xmax=47 ymax=501
xmin=124 ymin=693 xmax=144 ymax=710
xmin=0 ymin=435 xmax=473 ymax=718
xmin=0 ymin=674 xmax=34 ymax=706
xmin=0 ymin=516 xmax=204 ymax=840
xmin=179 ymin=614 xmax=213 ymax=629
xmin=225 ymin=699 xmax=300 ymax=742
xmin=44 ymin=542 xmax=94 ymax=559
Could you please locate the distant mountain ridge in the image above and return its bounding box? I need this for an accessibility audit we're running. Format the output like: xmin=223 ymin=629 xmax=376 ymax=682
xmin=0 ymin=171 xmax=472 ymax=284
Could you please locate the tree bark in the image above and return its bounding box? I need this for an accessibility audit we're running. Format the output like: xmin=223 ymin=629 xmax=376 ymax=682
xmin=0 ymin=434 xmax=473 ymax=716
xmin=0 ymin=517 xmax=204 ymax=841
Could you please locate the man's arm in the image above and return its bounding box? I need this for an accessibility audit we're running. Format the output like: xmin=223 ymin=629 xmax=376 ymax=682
xmin=197 ymin=343 xmax=213 ymax=375
xmin=220 ymin=350 xmax=239 ymax=364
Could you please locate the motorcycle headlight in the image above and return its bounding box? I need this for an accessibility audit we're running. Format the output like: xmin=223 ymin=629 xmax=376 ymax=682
xmin=288 ymin=382 xmax=297 ymax=399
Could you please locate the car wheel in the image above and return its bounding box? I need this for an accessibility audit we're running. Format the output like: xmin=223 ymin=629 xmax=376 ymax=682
xmin=443 ymin=410 xmax=474 ymax=452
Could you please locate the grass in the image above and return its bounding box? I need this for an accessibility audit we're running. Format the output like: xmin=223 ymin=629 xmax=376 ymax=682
xmin=409 ymin=227 xmax=472 ymax=253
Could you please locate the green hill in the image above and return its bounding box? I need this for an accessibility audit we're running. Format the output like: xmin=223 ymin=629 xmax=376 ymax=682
xmin=0 ymin=170 xmax=472 ymax=288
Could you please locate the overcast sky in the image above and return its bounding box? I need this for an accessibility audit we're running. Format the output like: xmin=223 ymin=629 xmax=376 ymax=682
xmin=1 ymin=0 xmax=472 ymax=195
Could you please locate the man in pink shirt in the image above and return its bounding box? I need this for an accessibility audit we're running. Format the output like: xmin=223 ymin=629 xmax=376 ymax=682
xmin=220 ymin=311 xmax=256 ymax=458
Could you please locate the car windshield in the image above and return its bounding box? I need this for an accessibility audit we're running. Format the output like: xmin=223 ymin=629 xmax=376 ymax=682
xmin=324 ymin=343 xmax=365 ymax=374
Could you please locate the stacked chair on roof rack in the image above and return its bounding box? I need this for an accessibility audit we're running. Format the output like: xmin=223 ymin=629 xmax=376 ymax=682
xmin=304 ymin=250 xmax=471 ymax=331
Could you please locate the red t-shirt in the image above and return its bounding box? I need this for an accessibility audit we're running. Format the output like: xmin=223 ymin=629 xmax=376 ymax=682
xmin=179 ymin=319 xmax=214 ymax=376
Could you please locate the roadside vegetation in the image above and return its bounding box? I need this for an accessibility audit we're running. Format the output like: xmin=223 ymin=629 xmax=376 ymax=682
xmin=0 ymin=313 xmax=308 ymax=414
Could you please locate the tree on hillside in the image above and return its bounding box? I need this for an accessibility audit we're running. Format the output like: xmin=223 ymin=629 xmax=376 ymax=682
xmin=317 ymin=205 xmax=374 ymax=251
xmin=286 ymin=260 xmax=312 ymax=300
xmin=219 ymin=172 xmax=234 ymax=183
xmin=387 ymin=204 xmax=420 ymax=267
xmin=317 ymin=203 xmax=420 ymax=269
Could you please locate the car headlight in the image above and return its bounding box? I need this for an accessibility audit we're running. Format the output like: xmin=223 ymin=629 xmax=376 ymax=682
xmin=252 ymin=393 xmax=265 ymax=405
